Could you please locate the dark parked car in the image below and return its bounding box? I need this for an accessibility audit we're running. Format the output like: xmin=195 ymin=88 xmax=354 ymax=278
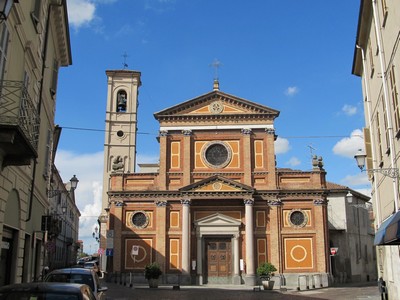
xmin=0 ymin=282 xmax=96 ymax=300
xmin=44 ymin=268 xmax=107 ymax=300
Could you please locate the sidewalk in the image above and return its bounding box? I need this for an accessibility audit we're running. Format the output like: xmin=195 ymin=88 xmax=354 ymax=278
xmin=102 ymin=280 xmax=381 ymax=300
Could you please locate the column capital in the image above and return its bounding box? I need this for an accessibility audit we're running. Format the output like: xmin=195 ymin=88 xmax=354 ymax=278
xmin=313 ymin=198 xmax=328 ymax=206
xmin=265 ymin=128 xmax=275 ymax=135
xmin=155 ymin=200 xmax=168 ymax=207
xmin=159 ymin=130 xmax=168 ymax=137
xmin=181 ymin=199 xmax=192 ymax=206
xmin=182 ymin=129 xmax=192 ymax=136
xmin=112 ymin=200 xmax=125 ymax=207
xmin=268 ymin=198 xmax=283 ymax=207
xmin=241 ymin=128 xmax=252 ymax=135
xmin=243 ymin=198 xmax=254 ymax=205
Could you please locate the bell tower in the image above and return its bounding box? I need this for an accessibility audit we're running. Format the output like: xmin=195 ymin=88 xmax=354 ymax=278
xmin=102 ymin=69 xmax=141 ymax=210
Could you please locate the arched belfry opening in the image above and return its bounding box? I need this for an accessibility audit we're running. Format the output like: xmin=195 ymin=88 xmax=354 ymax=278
xmin=116 ymin=90 xmax=127 ymax=112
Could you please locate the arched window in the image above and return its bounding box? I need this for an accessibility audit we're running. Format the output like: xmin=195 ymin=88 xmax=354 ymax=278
xmin=116 ymin=90 xmax=127 ymax=112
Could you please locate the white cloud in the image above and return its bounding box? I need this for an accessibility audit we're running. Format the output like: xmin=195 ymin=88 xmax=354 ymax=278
xmin=342 ymin=104 xmax=357 ymax=116
xmin=67 ymin=0 xmax=96 ymax=29
xmin=286 ymin=156 xmax=301 ymax=167
xmin=275 ymin=137 xmax=290 ymax=154
xmin=332 ymin=129 xmax=364 ymax=158
xmin=55 ymin=150 xmax=104 ymax=253
xmin=341 ymin=172 xmax=369 ymax=186
xmin=284 ymin=86 xmax=299 ymax=96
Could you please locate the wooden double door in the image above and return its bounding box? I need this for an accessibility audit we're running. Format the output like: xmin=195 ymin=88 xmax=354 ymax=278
xmin=205 ymin=238 xmax=232 ymax=284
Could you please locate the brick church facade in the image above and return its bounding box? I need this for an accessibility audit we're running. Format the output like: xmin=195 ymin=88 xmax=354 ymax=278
xmin=103 ymin=72 xmax=330 ymax=286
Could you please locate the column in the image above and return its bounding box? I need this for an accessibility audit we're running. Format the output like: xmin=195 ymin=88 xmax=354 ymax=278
xmin=241 ymin=128 xmax=252 ymax=186
xmin=155 ymin=200 xmax=167 ymax=276
xmin=196 ymin=235 xmax=203 ymax=285
xmin=182 ymin=130 xmax=192 ymax=186
xmin=181 ymin=199 xmax=191 ymax=280
xmin=112 ymin=201 xmax=124 ymax=272
xmin=232 ymin=233 xmax=241 ymax=285
xmin=244 ymin=198 xmax=256 ymax=285
xmin=158 ymin=130 xmax=168 ymax=189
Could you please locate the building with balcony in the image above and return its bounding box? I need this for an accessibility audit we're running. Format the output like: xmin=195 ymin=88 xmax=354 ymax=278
xmin=0 ymin=0 xmax=74 ymax=285
xmin=352 ymin=0 xmax=400 ymax=297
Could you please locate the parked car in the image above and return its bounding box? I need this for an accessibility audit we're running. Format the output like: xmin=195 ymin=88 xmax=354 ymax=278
xmin=44 ymin=268 xmax=107 ymax=300
xmin=0 ymin=282 xmax=96 ymax=300
xmin=84 ymin=261 xmax=99 ymax=274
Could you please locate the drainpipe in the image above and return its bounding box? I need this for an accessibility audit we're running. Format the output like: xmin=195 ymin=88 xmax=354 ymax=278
xmin=356 ymin=44 xmax=382 ymax=226
xmin=371 ymin=0 xmax=399 ymax=212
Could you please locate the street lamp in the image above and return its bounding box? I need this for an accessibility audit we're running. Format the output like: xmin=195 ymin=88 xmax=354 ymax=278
xmin=0 ymin=0 xmax=14 ymax=22
xmin=48 ymin=175 xmax=79 ymax=197
xmin=354 ymin=149 xmax=399 ymax=178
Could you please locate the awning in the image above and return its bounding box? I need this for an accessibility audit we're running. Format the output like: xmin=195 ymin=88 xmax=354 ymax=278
xmin=374 ymin=211 xmax=400 ymax=245
xmin=384 ymin=211 xmax=400 ymax=244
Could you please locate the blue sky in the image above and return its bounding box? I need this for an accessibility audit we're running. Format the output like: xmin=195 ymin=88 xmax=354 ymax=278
xmin=55 ymin=0 xmax=368 ymax=254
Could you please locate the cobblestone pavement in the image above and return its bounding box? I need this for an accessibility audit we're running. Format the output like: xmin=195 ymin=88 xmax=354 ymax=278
xmin=103 ymin=281 xmax=381 ymax=300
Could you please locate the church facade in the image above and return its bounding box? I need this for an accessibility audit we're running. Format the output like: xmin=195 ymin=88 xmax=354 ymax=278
xmin=103 ymin=72 xmax=330 ymax=287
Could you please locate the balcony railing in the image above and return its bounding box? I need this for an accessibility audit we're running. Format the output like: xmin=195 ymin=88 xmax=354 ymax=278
xmin=0 ymin=80 xmax=40 ymax=165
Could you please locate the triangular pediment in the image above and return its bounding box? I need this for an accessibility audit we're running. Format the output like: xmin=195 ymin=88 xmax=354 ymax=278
xmin=179 ymin=175 xmax=254 ymax=193
xmin=195 ymin=213 xmax=242 ymax=227
xmin=154 ymin=90 xmax=279 ymax=120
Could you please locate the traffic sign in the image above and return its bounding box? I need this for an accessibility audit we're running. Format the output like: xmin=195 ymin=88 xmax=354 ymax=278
xmin=106 ymin=248 xmax=113 ymax=256
xmin=131 ymin=245 xmax=139 ymax=256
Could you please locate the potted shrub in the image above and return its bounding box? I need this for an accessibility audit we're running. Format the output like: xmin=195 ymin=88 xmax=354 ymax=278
xmin=256 ymin=262 xmax=277 ymax=290
xmin=144 ymin=262 xmax=162 ymax=288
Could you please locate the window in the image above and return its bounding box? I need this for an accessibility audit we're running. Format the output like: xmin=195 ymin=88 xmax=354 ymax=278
xmin=381 ymin=96 xmax=389 ymax=150
xmin=0 ymin=23 xmax=9 ymax=82
xmin=43 ymin=129 xmax=52 ymax=179
xmin=368 ymin=40 xmax=375 ymax=78
xmin=380 ymin=0 xmax=388 ymax=27
xmin=376 ymin=112 xmax=383 ymax=163
xmin=50 ymin=59 xmax=59 ymax=97
xmin=389 ymin=66 xmax=400 ymax=135
xmin=116 ymin=90 xmax=127 ymax=112
xmin=31 ymin=0 xmax=42 ymax=29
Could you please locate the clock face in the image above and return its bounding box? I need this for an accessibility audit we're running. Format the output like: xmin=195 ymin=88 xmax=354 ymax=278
xmin=202 ymin=141 xmax=232 ymax=168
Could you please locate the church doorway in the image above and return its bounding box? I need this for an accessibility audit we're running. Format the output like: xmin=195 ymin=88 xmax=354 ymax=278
xmin=205 ymin=238 xmax=232 ymax=284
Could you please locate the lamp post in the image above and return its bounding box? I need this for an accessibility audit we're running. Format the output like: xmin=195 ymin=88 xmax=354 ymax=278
xmin=354 ymin=149 xmax=399 ymax=179
xmin=48 ymin=175 xmax=79 ymax=197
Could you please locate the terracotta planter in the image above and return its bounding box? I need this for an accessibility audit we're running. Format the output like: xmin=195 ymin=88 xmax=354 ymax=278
xmin=262 ymin=280 xmax=275 ymax=290
xmin=148 ymin=278 xmax=159 ymax=288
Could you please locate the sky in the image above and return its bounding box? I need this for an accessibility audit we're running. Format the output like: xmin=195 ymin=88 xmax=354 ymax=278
xmin=55 ymin=0 xmax=369 ymax=254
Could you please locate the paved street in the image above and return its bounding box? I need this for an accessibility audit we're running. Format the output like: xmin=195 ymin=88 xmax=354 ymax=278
xmin=103 ymin=281 xmax=381 ymax=300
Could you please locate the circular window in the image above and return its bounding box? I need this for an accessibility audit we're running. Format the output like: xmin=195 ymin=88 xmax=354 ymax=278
xmin=209 ymin=101 xmax=223 ymax=114
xmin=202 ymin=141 xmax=232 ymax=168
xmin=288 ymin=210 xmax=308 ymax=228
xmin=131 ymin=211 xmax=149 ymax=229
xmin=117 ymin=130 xmax=124 ymax=137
